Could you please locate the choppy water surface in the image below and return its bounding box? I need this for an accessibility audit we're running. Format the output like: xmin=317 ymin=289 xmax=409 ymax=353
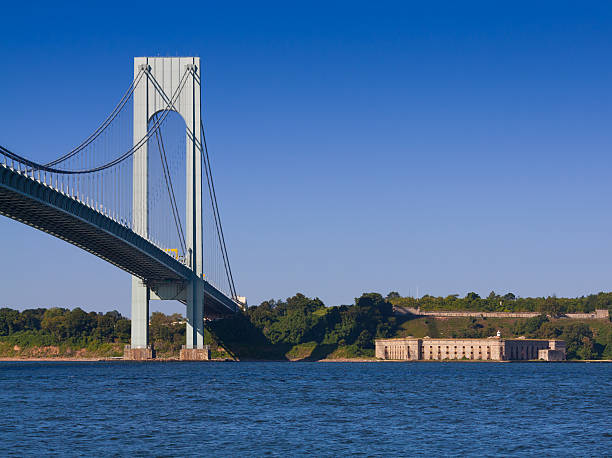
xmin=0 ymin=361 xmax=610 ymax=456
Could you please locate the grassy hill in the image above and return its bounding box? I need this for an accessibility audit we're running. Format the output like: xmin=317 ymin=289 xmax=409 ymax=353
xmin=393 ymin=315 xmax=612 ymax=360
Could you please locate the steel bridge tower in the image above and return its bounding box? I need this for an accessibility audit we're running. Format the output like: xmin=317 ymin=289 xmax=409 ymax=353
xmin=130 ymin=57 xmax=205 ymax=356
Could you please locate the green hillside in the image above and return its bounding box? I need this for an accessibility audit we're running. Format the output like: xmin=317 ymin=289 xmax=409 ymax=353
xmin=1 ymin=291 xmax=611 ymax=360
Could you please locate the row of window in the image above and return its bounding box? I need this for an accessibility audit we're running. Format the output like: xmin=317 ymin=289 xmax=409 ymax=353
xmin=427 ymin=345 xmax=492 ymax=353
xmin=383 ymin=342 xmax=551 ymax=360
xmin=505 ymin=345 xmax=545 ymax=360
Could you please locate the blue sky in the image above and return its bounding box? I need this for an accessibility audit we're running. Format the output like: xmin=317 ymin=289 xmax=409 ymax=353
xmin=2 ymin=1 xmax=612 ymax=315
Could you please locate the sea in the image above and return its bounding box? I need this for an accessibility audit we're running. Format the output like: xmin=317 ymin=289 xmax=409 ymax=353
xmin=0 ymin=361 xmax=610 ymax=456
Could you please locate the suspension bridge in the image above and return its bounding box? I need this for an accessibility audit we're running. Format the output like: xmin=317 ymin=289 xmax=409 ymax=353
xmin=0 ymin=57 xmax=242 ymax=360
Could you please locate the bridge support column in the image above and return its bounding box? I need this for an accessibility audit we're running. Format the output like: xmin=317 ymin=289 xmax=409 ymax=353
xmin=182 ymin=279 xmax=210 ymax=360
xmin=125 ymin=57 xmax=154 ymax=361
xmin=196 ymin=288 xmax=205 ymax=349
xmin=125 ymin=278 xmax=154 ymax=360
xmin=185 ymin=279 xmax=205 ymax=349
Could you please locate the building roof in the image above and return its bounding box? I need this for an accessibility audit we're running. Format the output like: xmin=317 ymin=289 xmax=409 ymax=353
xmin=375 ymin=337 xmax=561 ymax=342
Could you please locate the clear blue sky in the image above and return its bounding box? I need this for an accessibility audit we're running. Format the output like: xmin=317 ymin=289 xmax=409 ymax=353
xmin=2 ymin=1 xmax=612 ymax=316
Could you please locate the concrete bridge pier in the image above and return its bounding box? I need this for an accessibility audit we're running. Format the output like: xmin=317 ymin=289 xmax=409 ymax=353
xmin=124 ymin=278 xmax=155 ymax=360
xmin=180 ymin=279 xmax=210 ymax=360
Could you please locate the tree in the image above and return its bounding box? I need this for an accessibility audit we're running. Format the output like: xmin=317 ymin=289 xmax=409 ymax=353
xmin=94 ymin=313 xmax=116 ymax=342
xmin=0 ymin=308 xmax=20 ymax=335
xmin=356 ymin=293 xmax=393 ymax=317
xmin=65 ymin=308 xmax=95 ymax=338
xmin=115 ymin=319 xmax=130 ymax=341
xmin=17 ymin=308 xmax=45 ymax=331
xmin=375 ymin=322 xmax=393 ymax=339
xmin=386 ymin=292 xmax=400 ymax=300
xmin=286 ymin=293 xmax=324 ymax=314
xmin=513 ymin=315 xmax=548 ymax=336
xmin=562 ymin=323 xmax=593 ymax=359
xmin=356 ymin=330 xmax=373 ymax=349
xmin=576 ymin=337 xmax=596 ymax=360
xmin=543 ymin=296 xmax=565 ymax=317
xmin=106 ymin=310 xmax=122 ymax=321
xmin=41 ymin=308 xmax=70 ymax=340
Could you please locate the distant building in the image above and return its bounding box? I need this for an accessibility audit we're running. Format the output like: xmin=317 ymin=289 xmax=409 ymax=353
xmin=375 ymin=337 xmax=565 ymax=361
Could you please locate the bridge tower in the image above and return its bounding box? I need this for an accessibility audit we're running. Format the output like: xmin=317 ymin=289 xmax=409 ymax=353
xmin=129 ymin=57 xmax=204 ymax=358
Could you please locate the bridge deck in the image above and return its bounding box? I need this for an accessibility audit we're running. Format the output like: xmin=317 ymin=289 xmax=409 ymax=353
xmin=0 ymin=165 xmax=237 ymax=315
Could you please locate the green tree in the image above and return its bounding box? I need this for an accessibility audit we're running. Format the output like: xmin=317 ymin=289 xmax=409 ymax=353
xmin=65 ymin=308 xmax=95 ymax=338
xmin=13 ymin=308 xmax=45 ymax=331
xmin=576 ymin=337 xmax=596 ymax=360
xmin=561 ymin=323 xmax=593 ymax=359
xmin=356 ymin=330 xmax=373 ymax=349
xmin=513 ymin=315 xmax=548 ymax=336
xmin=115 ymin=318 xmax=130 ymax=341
xmin=356 ymin=293 xmax=393 ymax=317
xmin=542 ymin=296 xmax=566 ymax=317
xmin=0 ymin=308 xmax=20 ymax=335
xmin=41 ymin=308 xmax=69 ymax=341
xmin=94 ymin=313 xmax=117 ymax=342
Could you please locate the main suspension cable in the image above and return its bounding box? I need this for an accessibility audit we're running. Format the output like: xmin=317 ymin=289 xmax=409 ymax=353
xmin=45 ymin=69 xmax=145 ymax=167
xmin=0 ymin=69 xmax=190 ymax=175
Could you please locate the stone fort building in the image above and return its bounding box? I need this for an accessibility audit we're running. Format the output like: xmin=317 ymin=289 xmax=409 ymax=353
xmin=375 ymin=337 xmax=566 ymax=361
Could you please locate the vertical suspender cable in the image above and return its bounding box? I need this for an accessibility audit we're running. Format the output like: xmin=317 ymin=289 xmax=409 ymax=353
xmin=200 ymin=119 xmax=237 ymax=299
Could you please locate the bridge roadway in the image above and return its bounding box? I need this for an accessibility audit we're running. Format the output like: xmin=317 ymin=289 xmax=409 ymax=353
xmin=0 ymin=164 xmax=239 ymax=316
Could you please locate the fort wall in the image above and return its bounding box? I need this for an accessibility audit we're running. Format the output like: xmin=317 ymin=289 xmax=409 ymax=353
xmin=395 ymin=307 xmax=609 ymax=320
xmin=375 ymin=337 xmax=565 ymax=361
xmin=538 ymin=349 xmax=565 ymax=361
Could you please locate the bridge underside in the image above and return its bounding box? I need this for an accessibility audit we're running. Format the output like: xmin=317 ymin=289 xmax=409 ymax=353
xmin=0 ymin=165 xmax=238 ymax=316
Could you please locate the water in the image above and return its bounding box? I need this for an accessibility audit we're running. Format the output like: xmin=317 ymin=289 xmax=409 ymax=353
xmin=0 ymin=362 xmax=610 ymax=456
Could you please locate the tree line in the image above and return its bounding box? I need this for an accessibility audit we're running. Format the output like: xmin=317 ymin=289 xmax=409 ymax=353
xmin=0 ymin=307 xmax=130 ymax=346
xmin=245 ymin=292 xmax=396 ymax=355
xmin=1 ymin=290 xmax=611 ymax=359
xmin=0 ymin=307 xmax=187 ymax=355
xmin=200 ymin=292 xmax=398 ymax=359
xmin=388 ymin=291 xmax=612 ymax=314
xmin=0 ymin=292 xmax=399 ymax=359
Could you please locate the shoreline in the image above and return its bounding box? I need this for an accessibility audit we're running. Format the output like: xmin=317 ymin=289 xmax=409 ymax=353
xmin=1 ymin=357 xmax=610 ymax=363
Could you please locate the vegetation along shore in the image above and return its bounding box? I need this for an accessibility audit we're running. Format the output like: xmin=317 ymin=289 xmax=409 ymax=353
xmin=1 ymin=291 xmax=611 ymax=361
